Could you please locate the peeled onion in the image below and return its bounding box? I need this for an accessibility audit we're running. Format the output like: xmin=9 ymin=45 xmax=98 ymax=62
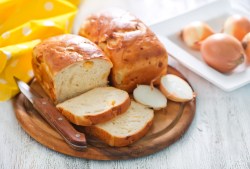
xmin=133 ymin=85 xmax=167 ymax=110
xmin=222 ymin=14 xmax=250 ymax=41
xmin=201 ymin=33 xmax=245 ymax=73
xmin=181 ymin=21 xmax=214 ymax=50
xmin=160 ymin=74 xmax=194 ymax=102
xmin=242 ymin=32 xmax=250 ymax=65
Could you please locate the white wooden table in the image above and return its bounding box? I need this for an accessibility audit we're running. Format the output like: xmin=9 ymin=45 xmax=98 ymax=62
xmin=1 ymin=0 xmax=250 ymax=168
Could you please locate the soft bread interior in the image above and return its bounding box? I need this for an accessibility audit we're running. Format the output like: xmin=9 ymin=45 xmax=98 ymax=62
xmin=54 ymin=59 xmax=112 ymax=103
xmin=96 ymin=101 xmax=154 ymax=137
xmin=56 ymin=87 xmax=128 ymax=116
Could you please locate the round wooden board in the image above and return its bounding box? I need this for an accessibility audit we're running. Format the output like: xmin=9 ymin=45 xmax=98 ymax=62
xmin=13 ymin=66 xmax=196 ymax=160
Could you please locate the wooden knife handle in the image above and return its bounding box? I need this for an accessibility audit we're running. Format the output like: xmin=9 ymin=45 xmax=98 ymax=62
xmin=33 ymin=97 xmax=87 ymax=150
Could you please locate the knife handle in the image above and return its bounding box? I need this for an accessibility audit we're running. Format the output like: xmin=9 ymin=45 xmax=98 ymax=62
xmin=33 ymin=97 xmax=87 ymax=150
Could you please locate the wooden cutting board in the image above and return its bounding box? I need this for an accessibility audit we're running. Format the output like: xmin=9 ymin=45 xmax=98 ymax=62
xmin=13 ymin=66 xmax=196 ymax=160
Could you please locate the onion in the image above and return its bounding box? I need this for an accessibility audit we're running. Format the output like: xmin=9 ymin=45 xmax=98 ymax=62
xmin=181 ymin=21 xmax=214 ymax=50
xmin=160 ymin=74 xmax=194 ymax=102
xmin=242 ymin=32 xmax=250 ymax=65
xmin=222 ymin=14 xmax=250 ymax=41
xmin=133 ymin=85 xmax=167 ymax=110
xmin=201 ymin=33 xmax=245 ymax=73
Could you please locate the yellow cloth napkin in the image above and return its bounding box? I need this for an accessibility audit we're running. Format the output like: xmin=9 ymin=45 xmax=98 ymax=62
xmin=0 ymin=0 xmax=79 ymax=101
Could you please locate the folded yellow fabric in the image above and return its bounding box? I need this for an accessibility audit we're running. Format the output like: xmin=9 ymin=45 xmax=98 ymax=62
xmin=0 ymin=0 xmax=79 ymax=101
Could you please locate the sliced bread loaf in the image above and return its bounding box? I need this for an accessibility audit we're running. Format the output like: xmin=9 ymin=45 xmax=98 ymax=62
xmin=85 ymin=101 xmax=154 ymax=147
xmin=32 ymin=34 xmax=113 ymax=103
xmin=56 ymin=87 xmax=130 ymax=126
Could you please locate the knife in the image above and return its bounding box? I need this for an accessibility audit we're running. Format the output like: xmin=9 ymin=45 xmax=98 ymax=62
xmin=14 ymin=77 xmax=87 ymax=151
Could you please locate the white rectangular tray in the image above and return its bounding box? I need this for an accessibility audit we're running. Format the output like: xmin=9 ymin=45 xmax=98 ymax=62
xmin=150 ymin=0 xmax=250 ymax=92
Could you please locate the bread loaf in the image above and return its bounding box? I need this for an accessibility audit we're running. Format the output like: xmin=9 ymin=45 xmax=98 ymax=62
xmin=84 ymin=101 xmax=154 ymax=147
xmin=56 ymin=87 xmax=130 ymax=126
xmin=32 ymin=34 xmax=113 ymax=103
xmin=79 ymin=9 xmax=168 ymax=93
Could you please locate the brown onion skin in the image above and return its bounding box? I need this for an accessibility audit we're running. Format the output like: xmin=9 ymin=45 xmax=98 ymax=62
xmin=201 ymin=33 xmax=245 ymax=73
xmin=242 ymin=32 xmax=250 ymax=65
xmin=181 ymin=21 xmax=214 ymax=50
xmin=223 ymin=15 xmax=250 ymax=41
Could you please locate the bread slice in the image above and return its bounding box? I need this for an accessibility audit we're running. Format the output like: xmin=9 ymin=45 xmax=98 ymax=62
xmin=32 ymin=34 xmax=113 ymax=103
xmin=85 ymin=101 xmax=154 ymax=147
xmin=56 ymin=87 xmax=130 ymax=126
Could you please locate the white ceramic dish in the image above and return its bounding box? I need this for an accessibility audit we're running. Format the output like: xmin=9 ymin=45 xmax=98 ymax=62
xmin=150 ymin=0 xmax=250 ymax=92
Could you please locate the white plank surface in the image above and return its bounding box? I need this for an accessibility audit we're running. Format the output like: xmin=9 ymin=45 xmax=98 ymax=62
xmin=1 ymin=0 xmax=250 ymax=168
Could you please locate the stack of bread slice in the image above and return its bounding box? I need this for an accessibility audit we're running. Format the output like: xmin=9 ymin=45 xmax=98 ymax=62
xmin=57 ymin=94 xmax=154 ymax=147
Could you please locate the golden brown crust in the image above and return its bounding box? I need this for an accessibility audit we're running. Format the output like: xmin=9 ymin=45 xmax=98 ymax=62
xmin=32 ymin=34 xmax=111 ymax=103
xmin=84 ymin=115 xmax=154 ymax=147
xmin=32 ymin=56 xmax=56 ymax=101
xmin=56 ymin=94 xmax=131 ymax=126
xmin=79 ymin=9 xmax=168 ymax=93
xmin=33 ymin=34 xmax=109 ymax=74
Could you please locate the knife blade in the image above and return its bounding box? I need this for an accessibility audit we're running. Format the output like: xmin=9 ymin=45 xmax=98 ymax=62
xmin=14 ymin=77 xmax=87 ymax=150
